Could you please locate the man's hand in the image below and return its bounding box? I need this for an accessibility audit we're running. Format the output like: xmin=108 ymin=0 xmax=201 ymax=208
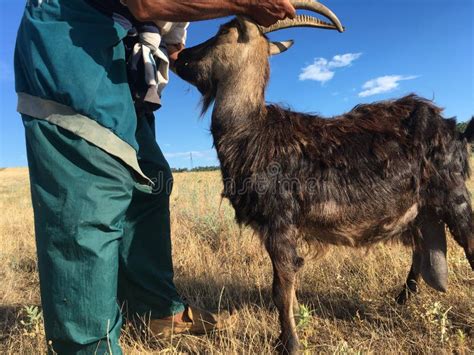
xmin=243 ymin=0 xmax=296 ymax=27
xmin=167 ymin=43 xmax=185 ymax=66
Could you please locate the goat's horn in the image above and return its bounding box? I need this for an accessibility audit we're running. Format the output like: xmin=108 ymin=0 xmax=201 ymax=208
xmin=260 ymin=0 xmax=344 ymax=34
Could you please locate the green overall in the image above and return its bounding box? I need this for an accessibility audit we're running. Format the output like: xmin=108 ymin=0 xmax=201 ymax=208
xmin=15 ymin=1 xmax=185 ymax=353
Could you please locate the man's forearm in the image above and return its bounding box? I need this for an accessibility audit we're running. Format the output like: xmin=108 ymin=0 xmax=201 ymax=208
xmin=127 ymin=0 xmax=247 ymax=22
xmin=126 ymin=0 xmax=296 ymax=27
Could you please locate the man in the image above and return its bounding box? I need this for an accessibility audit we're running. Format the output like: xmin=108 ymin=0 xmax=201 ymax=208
xmin=14 ymin=0 xmax=295 ymax=353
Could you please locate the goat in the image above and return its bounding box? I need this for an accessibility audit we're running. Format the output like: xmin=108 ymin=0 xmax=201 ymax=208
xmin=174 ymin=2 xmax=474 ymax=353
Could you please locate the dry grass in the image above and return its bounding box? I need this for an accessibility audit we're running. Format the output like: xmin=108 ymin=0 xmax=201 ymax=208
xmin=0 ymin=164 xmax=473 ymax=354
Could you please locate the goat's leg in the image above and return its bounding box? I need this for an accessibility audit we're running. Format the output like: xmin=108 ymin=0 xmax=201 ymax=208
xmin=444 ymin=184 xmax=474 ymax=270
xmin=292 ymin=285 xmax=301 ymax=321
xmin=396 ymin=247 xmax=422 ymax=305
xmin=265 ymin=232 xmax=303 ymax=355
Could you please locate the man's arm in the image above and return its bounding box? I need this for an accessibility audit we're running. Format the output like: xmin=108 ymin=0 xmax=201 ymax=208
xmin=126 ymin=0 xmax=296 ymax=27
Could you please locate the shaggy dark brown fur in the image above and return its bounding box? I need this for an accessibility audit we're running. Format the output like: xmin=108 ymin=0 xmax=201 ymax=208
xmin=175 ymin=17 xmax=474 ymax=354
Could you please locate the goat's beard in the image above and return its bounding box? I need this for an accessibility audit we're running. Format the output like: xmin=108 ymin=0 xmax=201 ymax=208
xmin=199 ymin=79 xmax=217 ymax=116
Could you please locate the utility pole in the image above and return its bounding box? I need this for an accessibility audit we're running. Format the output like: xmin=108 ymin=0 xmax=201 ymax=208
xmin=190 ymin=152 xmax=194 ymax=170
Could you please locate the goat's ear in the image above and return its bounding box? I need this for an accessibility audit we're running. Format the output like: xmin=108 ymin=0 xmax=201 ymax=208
xmin=269 ymin=40 xmax=294 ymax=56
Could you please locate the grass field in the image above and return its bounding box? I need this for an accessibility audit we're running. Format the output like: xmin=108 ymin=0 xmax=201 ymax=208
xmin=0 ymin=164 xmax=473 ymax=354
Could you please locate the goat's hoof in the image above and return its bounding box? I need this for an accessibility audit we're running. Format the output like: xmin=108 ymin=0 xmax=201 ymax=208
xmin=395 ymin=286 xmax=417 ymax=305
xmin=275 ymin=335 xmax=299 ymax=355
xmin=395 ymin=290 xmax=409 ymax=305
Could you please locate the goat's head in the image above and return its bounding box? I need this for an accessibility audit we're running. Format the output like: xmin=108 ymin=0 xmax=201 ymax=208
xmin=175 ymin=0 xmax=344 ymax=112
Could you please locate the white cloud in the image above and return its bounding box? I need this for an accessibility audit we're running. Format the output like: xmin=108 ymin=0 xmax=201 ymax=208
xmin=329 ymin=53 xmax=363 ymax=68
xmin=358 ymin=75 xmax=418 ymax=97
xmin=299 ymin=58 xmax=334 ymax=82
xmin=299 ymin=53 xmax=362 ymax=83
xmin=164 ymin=149 xmax=215 ymax=159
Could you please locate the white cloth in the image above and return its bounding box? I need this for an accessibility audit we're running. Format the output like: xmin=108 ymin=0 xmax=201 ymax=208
xmin=134 ymin=21 xmax=189 ymax=104
xmin=119 ymin=0 xmax=189 ymax=103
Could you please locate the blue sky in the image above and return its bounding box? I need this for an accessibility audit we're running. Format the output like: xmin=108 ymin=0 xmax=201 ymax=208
xmin=0 ymin=0 xmax=473 ymax=168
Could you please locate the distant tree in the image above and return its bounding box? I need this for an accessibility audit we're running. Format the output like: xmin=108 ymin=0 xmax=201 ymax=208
xmin=456 ymin=117 xmax=473 ymax=154
xmin=456 ymin=116 xmax=473 ymax=132
xmin=170 ymin=165 xmax=220 ymax=173
xmin=191 ymin=165 xmax=220 ymax=172
xmin=171 ymin=167 xmax=189 ymax=173
xmin=456 ymin=121 xmax=468 ymax=133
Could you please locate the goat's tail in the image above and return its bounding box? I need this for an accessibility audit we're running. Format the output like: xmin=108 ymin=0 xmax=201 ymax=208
xmin=461 ymin=118 xmax=474 ymax=142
